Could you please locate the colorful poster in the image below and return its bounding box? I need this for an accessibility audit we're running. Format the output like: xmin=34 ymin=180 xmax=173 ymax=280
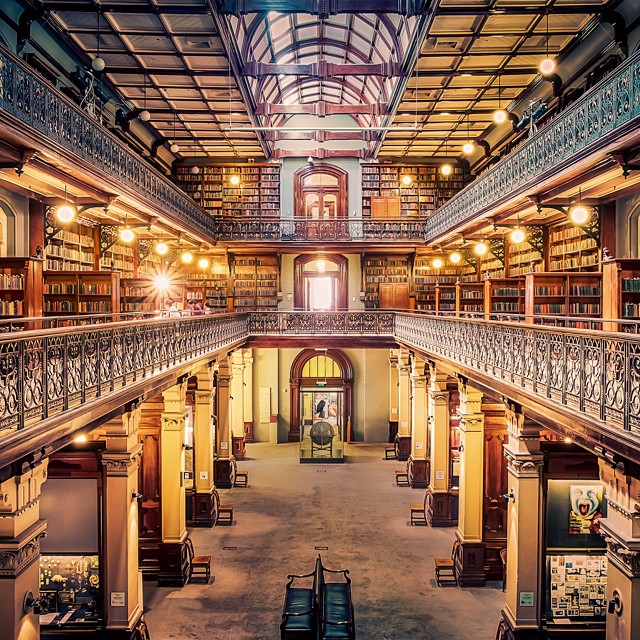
xmin=569 ymin=485 xmax=603 ymax=535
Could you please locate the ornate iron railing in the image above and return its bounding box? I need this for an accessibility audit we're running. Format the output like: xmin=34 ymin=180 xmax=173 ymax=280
xmin=214 ymin=217 xmax=427 ymax=242
xmin=0 ymin=313 xmax=247 ymax=434
xmin=394 ymin=312 xmax=640 ymax=434
xmin=0 ymin=46 xmax=216 ymax=242
xmin=247 ymin=310 xmax=396 ymax=334
xmin=426 ymin=50 xmax=640 ymax=241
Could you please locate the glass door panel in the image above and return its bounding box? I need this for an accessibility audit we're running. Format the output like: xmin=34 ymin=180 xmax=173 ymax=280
xmin=299 ymin=389 xmax=344 ymax=462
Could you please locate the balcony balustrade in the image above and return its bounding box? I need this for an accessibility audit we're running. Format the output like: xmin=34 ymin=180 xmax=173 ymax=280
xmin=0 ymin=45 xmax=216 ymax=242
xmin=2 ymin=310 xmax=640 ymax=466
xmin=213 ymin=216 xmax=428 ymax=242
xmin=426 ymin=49 xmax=640 ymax=242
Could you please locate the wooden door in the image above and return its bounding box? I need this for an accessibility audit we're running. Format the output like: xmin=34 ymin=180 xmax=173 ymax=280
xmin=386 ymin=197 xmax=401 ymax=218
xmin=379 ymin=283 xmax=409 ymax=309
xmin=371 ymin=197 xmax=388 ymax=219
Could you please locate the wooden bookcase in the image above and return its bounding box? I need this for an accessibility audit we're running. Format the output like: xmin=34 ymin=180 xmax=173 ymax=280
xmin=524 ymin=272 xmax=601 ymax=322
xmin=176 ymin=164 xmax=281 ymax=217
xmin=232 ymin=255 xmax=279 ymax=309
xmin=435 ymin=283 xmax=456 ymax=314
xmin=413 ymin=256 xmax=459 ymax=311
xmin=485 ymin=278 xmax=525 ymax=316
xmin=120 ymin=277 xmax=162 ymax=314
xmin=508 ymin=240 xmax=544 ymax=278
xmin=456 ymin=282 xmax=484 ymax=317
xmin=361 ymin=164 xmax=465 ymax=218
xmin=45 ymin=224 xmax=95 ymax=272
xmin=0 ymin=257 xmax=43 ymax=318
xmin=363 ymin=255 xmax=410 ymax=309
xmin=137 ymin=251 xmax=163 ymax=277
xmin=548 ymin=222 xmax=599 ymax=272
xmin=100 ymin=240 xmax=135 ymax=276
xmin=480 ymin=253 xmax=505 ymax=279
xmin=183 ymin=259 xmax=230 ymax=311
xmin=602 ymin=259 xmax=640 ymax=326
xmin=43 ymin=271 xmax=121 ymax=315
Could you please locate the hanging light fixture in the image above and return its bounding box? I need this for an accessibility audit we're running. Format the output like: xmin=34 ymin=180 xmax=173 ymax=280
xmin=139 ymin=74 xmax=150 ymax=121
xmin=92 ymin=9 xmax=105 ymax=72
xmin=181 ymin=251 xmax=193 ymax=264
xmin=120 ymin=227 xmax=135 ymax=243
xmin=198 ymin=257 xmax=210 ymax=269
xmin=155 ymin=242 xmax=169 ymax=255
xmin=494 ymin=73 xmax=507 ymax=124
xmin=440 ymin=138 xmax=452 ymax=176
xmin=191 ymin=165 xmax=200 ymax=175
xmin=510 ymin=227 xmax=526 ymax=244
xmin=450 ymin=251 xmax=461 ymax=264
xmin=462 ymin=113 xmax=474 ymax=155
xmin=170 ymin=112 xmax=179 ymax=154
xmin=56 ymin=186 xmax=77 ymax=224
xmin=474 ymin=240 xmax=488 ymax=256
xmin=569 ymin=188 xmax=590 ymax=224
xmin=539 ymin=13 xmax=556 ymax=76
xmin=229 ymin=174 xmax=241 ymax=186
xmin=432 ymin=258 xmax=443 ymax=269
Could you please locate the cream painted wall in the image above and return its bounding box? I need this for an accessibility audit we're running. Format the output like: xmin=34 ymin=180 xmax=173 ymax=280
xmin=251 ymin=347 xmax=389 ymax=443
xmin=278 ymin=252 xmax=364 ymax=310
xmin=0 ymin=185 xmax=28 ymax=256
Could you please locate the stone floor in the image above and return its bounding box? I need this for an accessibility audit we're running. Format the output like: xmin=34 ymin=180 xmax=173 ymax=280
xmin=144 ymin=443 xmax=504 ymax=640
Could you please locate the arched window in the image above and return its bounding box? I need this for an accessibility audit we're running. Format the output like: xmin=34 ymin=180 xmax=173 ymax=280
xmin=294 ymin=163 xmax=348 ymax=219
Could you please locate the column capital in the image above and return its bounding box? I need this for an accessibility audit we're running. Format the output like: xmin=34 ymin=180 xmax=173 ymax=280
xmin=503 ymin=447 xmax=544 ymax=478
xmin=0 ymin=459 xmax=48 ymax=520
xmin=101 ymin=444 xmax=143 ymax=477
xmin=162 ymin=378 xmax=188 ymax=411
xmin=505 ymin=401 xmax=541 ymax=441
xmin=0 ymin=519 xmax=47 ymax=578
xmin=242 ymin=348 xmax=254 ymax=366
xmin=388 ymin=349 xmax=398 ymax=367
xmin=429 ymin=386 xmax=449 ymax=405
xmin=195 ymin=362 xmax=216 ymax=390
xmin=600 ymin=520 xmax=640 ymax=577
xmin=161 ymin=412 xmax=187 ymax=432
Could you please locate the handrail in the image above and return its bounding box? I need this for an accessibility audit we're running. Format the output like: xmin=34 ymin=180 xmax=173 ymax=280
xmin=0 ymin=45 xmax=215 ymax=242
xmin=426 ymin=49 xmax=640 ymax=241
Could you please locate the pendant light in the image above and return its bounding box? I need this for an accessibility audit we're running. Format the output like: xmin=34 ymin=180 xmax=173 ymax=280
xmin=170 ymin=112 xmax=179 ymax=154
xmin=450 ymin=251 xmax=461 ymax=264
xmin=569 ymin=188 xmax=589 ymax=224
xmin=440 ymin=138 xmax=452 ymax=176
xmin=510 ymin=227 xmax=526 ymax=244
xmin=432 ymin=258 xmax=443 ymax=269
xmin=181 ymin=251 xmax=193 ymax=264
xmin=539 ymin=13 xmax=556 ymax=76
xmin=462 ymin=114 xmax=474 ymax=155
xmin=198 ymin=257 xmax=210 ymax=269
xmin=155 ymin=241 xmax=169 ymax=255
xmin=494 ymin=74 xmax=507 ymax=124
xmin=56 ymin=186 xmax=77 ymax=224
xmin=139 ymin=74 xmax=150 ymax=121
xmin=474 ymin=240 xmax=488 ymax=256
xmin=92 ymin=10 xmax=105 ymax=72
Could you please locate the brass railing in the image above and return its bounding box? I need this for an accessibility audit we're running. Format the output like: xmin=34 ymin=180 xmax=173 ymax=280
xmin=0 ymin=45 xmax=215 ymax=242
xmin=214 ymin=217 xmax=428 ymax=242
xmin=247 ymin=310 xmax=396 ymax=334
xmin=426 ymin=50 xmax=640 ymax=241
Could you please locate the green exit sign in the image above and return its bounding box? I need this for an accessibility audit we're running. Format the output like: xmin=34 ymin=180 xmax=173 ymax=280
xmin=317 ymin=381 xmax=326 ymax=387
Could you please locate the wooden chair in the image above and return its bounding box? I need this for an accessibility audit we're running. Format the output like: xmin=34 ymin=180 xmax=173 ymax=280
xmin=500 ymin=548 xmax=507 ymax=592
xmin=410 ymin=491 xmax=428 ymax=525
xmin=395 ymin=460 xmax=410 ymax=487
xmin=185 ymin=536 xmax=211 ymax=583
xmin=231 ymin=456 xmax=249 ymax=488
xmin=213 ymin=488 xmax=234 ymax=525
xmin=434 ymin=540 xmax=459 ymax=587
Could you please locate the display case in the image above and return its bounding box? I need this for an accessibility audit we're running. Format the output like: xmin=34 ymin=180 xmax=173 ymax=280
xmin=299 ymin=389 xmax=345 ymax=463
xmin=39 ymin=554 xmax=100 ymax=627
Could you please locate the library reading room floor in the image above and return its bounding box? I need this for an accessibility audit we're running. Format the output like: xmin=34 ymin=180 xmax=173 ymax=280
xmin=143 ymin=443 xmax=503 ymax=640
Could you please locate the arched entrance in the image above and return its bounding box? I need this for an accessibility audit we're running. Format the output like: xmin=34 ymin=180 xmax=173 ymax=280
xmin=294 ymin=254 xmax=348 ymax=310
xmin=289 ymin=349 xmax=354 ymax=445
xmin=294 ymin=163 xmax=348 ymax=219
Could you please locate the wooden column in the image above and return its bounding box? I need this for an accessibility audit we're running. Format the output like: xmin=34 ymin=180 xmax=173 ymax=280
xmin=388 ymin=350 xmax=399 ymax=443
xmin=243 ymin=349 xmax=255 ymax=443
xmin=230 ymin=350 xmax=246 ymax=460
xmin=0 ymin=460 xmax=48 ymax=640
xmin=426 ymin=364 xmax=455 ymax=526
xmin=158 ymin=380 xmax=189 ymax=587
xmin=396 ymin=349 xmax=412 ymax=461
xmin=500 ymin=404 xmax=544 ymax=640
xmin=101 ymin=404 xmax=148 ymax=639
xmin=455 ymin=378 xmax=485 ymax=587
xmin=409 ymin=355 xmax=428 ymax=488
xmin=192 ymin=363 xmax=217 ymax=527
xmin=214 ymin=360 xmax=233 ymax=488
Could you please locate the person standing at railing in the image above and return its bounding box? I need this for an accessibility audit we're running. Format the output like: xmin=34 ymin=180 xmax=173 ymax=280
xmin=163 ymin=298 xmax=180 ymax=318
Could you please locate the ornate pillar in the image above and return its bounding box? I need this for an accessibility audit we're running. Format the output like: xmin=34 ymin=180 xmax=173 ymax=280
xmin=101 ymin=403 xmax=148 ymax=639
xmin=243 ymin=349 xmax=255 ymax=444
xmin=192 ymin=363 xmax=217 ymax=527
xmin=455 ymin=378 xmax=485 ymax=587
xmin=499 ymin=404 xmax=544 ymax=639
xmin=426 ymin=363 xmax=455 ymax=526
xmin=214 ymin=359 xmax=233 ymax=488
xmin=388 ymin=350 xmax=399 ymax=443
xmin=599 ymin=459 xmax=640 ymax=640
xmin=396 ymin=349 xmax=412 ymax=461
xmin=158 ymin=380 xmax=189 ymax=587
xmin=0 ymin=459 xmax=48 ymax=640
xmin=230 ymin=350 xmax=246 ymax=460
xmin=409 ymin=356 xmax=428 ymax=488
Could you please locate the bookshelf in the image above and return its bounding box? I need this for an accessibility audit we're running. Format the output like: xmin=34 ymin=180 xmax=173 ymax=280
xmin=120 ymin=278 xmax=162 ymax=314
xmin=524 ymin=272 xmax=601 ymax=322
xmin=0 ymin=258 xmax=43 ymax=318
xmin=45 ymin=225 xmax=95 ymax=272
xmin=413 ymin=256 xmax=465 ymax=311
xmin=602 ymin=259 xmax=640 ymax=326
xmin=435 ymin=283 xmax=457 ymax=314
xmin=481 ymin=253 xmax=505 ymax=280
xmin=485 ymin=278 xmax=525 ymax=316
xmin=232 ymin=255 xmax=279 ymax=309
xmin=100 ymin=241 xmax=135 ymax=276
xmin=43 ymin=271 xmax=120 ymax=315
xmin=548 ymin=222 xmax=600 ymax=272
xmin=363 ymin=255 xmax=410 ymax=309
xmin=361 ymin=164 xmax=465 ymax=218
xmin=508 ymin=239 xmax=543 ymax=278
xmin=176 ymin=165 xmax=281 ymax=217
xmin=183 ymin=258 xmax=231 ymax=311
xmin=456 ymin=282 xmax=484 ymax=317
xmin=137 ymin=251 xmax=164 ymax=277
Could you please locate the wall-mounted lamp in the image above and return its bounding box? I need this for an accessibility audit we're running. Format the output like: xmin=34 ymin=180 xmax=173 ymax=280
xmin=502 ymin=489 xmax=515 ymax=503
xmin=132 ymin=492 xmax=144 ymax=503
xmin=24 ymin=591 xmax=44 ymax=614
xmin=608 ymin=589 xmax=623 ymax=616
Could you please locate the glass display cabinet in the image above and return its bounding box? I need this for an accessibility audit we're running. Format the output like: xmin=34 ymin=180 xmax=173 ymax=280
xmin=299 ymin=389 xmax=345 ymax=462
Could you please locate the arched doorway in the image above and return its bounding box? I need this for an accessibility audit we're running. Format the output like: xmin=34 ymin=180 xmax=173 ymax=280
xmin=294 ymin=254 xmax=348 ymax=310
xmin=294 ymin=163 xmax=348 ymax=219
xmin=289 ymin=349 xmax=354 ymax=446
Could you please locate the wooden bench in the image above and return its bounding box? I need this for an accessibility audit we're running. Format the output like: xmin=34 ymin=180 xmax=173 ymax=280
xmin=395 ymin=460 xmax=410 ymax=487
xmin=317 ymin=556 xmax=355 ymax=640
xmin=231 ymin=456 xmax=249 ymax=488
xmin=280 ymin=560 xmax=319 ymax=640
xmin=434 ymin=540 xmax=460 ymax=587
xmin=185 ymin=536 xmax=211 ymax=583
xmin=410 ymin=490 xmax=428 ymax=525
xmin=213 ymin=488 xmax=234 ymax=525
